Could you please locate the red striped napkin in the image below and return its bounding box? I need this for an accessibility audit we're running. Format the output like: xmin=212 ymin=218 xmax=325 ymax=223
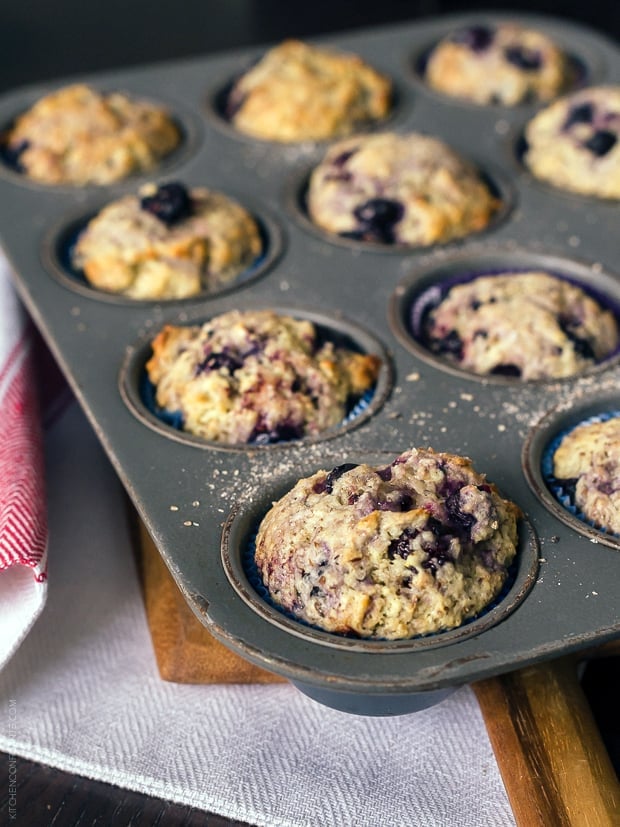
xmin=0 ymin=259 xmax=48 ymax=668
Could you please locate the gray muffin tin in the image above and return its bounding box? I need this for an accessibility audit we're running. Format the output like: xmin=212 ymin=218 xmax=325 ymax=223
xmin=0 ymin=12 xmax=618 ymax=716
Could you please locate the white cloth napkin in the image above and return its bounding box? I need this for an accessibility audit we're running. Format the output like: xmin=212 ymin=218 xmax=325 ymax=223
xmin=0 ymin=398 xmax=516 ymax=826
xmin=0 ymin=267 xmax=48 ymax=669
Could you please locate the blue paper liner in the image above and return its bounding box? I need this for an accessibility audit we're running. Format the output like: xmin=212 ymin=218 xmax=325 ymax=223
xmin=542 ymin=410 xmax=620 ymax=537
xmin=243 ymin=512 xmax=519 ymax=642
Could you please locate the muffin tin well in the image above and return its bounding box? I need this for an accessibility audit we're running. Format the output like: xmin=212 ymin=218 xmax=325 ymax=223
xmin=221 ymin=453 xmax=540 ymax=652
xmin=523 ymin=392 xmax=620 ymax=550
xmin=42 ymin=196 xmax=284 ymax=304
xmin=389 ymin=246 xmax=620 ymax=383
xmin=287 ymin=159 xmax=514 ymax=254
xmin=119 ymin=306 xmax=393 ymax=451
xmin=0 ymin=90 xmax=203 ymax=192
xmin=0 ymin=12 xmax=618 ymax=715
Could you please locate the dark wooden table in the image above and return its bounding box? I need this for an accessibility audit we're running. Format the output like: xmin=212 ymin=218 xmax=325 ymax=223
xmin=0 ymin=3 xmax=618 ymax=825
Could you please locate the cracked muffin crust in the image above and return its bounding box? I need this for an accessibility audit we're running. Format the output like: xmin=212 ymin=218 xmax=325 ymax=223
xmin=421 ymin=270 xmax=619 ymax=380
xmin=145 ymin=309 xmax=381 ymax=444
xmin=3 ymin=84 xmax=181 ymax=186
xmin=255 ymin=448 xmax=521 ymax=639
xmin=306 ymin=131 xmax=500 ymax=247
xmin=225 ymin=39 xmax=392 ymax=142
xmin=552 ymin=417 xmax=620 ymax=534
xmin=523 ymin=85 xmax=620 ymax=198
xmin=72 ymin=182 xmax=262 ymax=300
xmin=424 ymin=21 xmax=572 ymax=106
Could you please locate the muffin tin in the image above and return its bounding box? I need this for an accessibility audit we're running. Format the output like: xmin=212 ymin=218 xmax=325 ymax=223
xmin=0 ymin=12 xmax=618 ymax=715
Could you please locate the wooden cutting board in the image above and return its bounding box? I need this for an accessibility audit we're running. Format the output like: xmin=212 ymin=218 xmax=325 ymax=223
xmin=136 ymin=518 xmax=284 ymax=684
xmin=136 ymin=517 xmax=619 ymax=824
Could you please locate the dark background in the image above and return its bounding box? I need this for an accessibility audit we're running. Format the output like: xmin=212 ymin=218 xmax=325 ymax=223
xmin=1 ymin=1 xmax=618 ymax=93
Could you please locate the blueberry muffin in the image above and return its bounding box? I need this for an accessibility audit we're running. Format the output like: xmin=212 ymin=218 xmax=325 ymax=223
xmin=225 ymin=39 xmax=392 ymax=142
xmin=2 ymin=84 xmax=180 ymax=185
xmin=145 ymin=310 xmax=381 ymax=444
xmin=306 ymin=131 xmax=499 ymax=247
xmin=552 ymin=417 xmax=620 ymax=534
xmin=523 ymin=86 xmax=620 ymax=199
xmin=421 ymin=271 xmax=619 ymax=380
xmin=72 ymin=182 xmax=262 ymax=300
xmin=424 ymin=22 xmax=572 ymax=106
xmin=255 ymin=448 xmax=521 ymax=639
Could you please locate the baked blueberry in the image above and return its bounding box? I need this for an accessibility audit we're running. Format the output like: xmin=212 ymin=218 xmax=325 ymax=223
xmin=504 ymin=45 xmax=542 ymax=71
xmin=140 ymin=182 xmax=193 ymax=225
xmin=450 ymin=25 xmax=495 ymax=52
xmin=352 ymin=198 xmax=404 ymax=243
xmin=1 ymin=138 xmax=29 ymax=172
xmin=563 ymin=102 xmax=594 ymax=129
xmin=584 ymin=130 xmax=617 ymax=157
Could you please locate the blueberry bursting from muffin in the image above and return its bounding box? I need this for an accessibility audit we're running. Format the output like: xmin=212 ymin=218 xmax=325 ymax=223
xmin=140 ymin=181 xmax=194 ymax=224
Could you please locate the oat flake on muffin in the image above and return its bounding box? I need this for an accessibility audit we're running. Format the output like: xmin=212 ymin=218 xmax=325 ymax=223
xmin=255 ymin=448 xmax=521 ymax=639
